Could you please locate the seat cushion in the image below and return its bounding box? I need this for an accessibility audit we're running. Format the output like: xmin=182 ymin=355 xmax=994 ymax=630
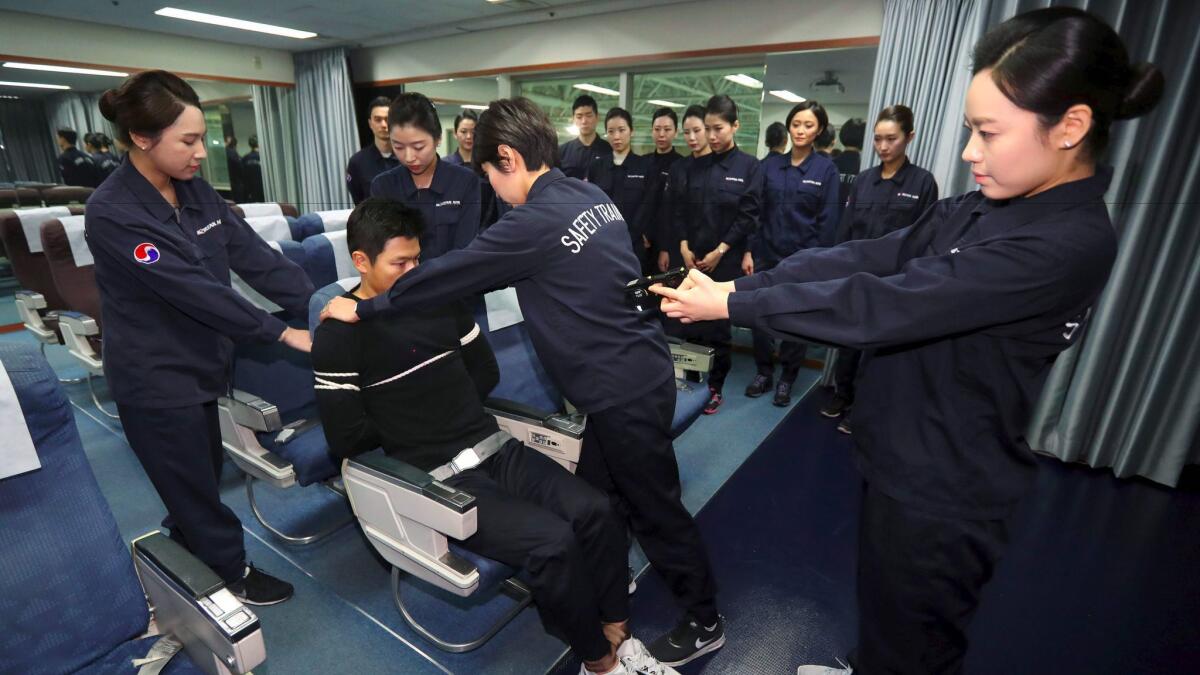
xmin=77 ymin=635 xmax=206 ymax=675
xmin=448 ymin=542 xmax=518 ymax=593
xmin=254 ymin=403 xmax=339 ymax=486
xmin=671 ymin=378 xmax=709 ymax=438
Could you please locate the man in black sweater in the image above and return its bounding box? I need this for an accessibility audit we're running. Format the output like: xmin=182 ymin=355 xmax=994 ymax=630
xmin=312 ymin=198 xmax=674 ymax=675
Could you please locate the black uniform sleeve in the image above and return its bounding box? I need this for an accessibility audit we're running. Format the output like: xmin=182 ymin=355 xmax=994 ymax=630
xmin=454 ymin=174 xmax=484 ymax=251
xmin=221 ymin=202 xmax=314 ymax=318
xmin=357 ymin=214 xmax=549 ymax=319
xmin=454 ymin=302 xmax=498 ymax=401
xmin=919 ymin=172 xmax=940 ymax=216
xmin=728 ymin=224 xmax=1113 ymax=350
xmin=672 ymin=164 xmax=692 ymax=248
xmin=818 ymin=161 xmax=842 ymax=247
xmin=86 ymin=206 xmax=287 ymax=343
xmin=835 ymin=172 xmax=862 ymax=244
xmin=346 ymin=157 xmax=365 ymax=205
xmin=723 ymin=159 xmax=763 ymax=249
xmin=312 ymin=320 xmax=382 ymax=459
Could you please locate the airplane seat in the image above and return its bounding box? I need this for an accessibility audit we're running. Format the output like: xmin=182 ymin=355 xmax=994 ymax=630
xmin=290 ymin=209 xmax=352 ymax=240
xmin=0 ymin=342 xmax=265 ymax=675
xmin=0 ymin=207 xmax=84 ymax=352
xmin=40 ymin=185 xmax=94 ymax=206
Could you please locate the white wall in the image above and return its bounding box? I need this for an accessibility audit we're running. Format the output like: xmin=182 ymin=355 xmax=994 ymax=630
xmin=351 ymin=0 xmax=883 ymax=84
xmin=0 ymin=10 xmax=295 ymax=84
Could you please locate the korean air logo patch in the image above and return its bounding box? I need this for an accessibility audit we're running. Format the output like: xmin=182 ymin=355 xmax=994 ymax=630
xmin=133 ymin=242 xmax=160 ymax=264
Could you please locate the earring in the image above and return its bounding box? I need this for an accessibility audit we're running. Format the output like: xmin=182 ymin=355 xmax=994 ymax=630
xmin=1063 ymin=141 xmax=1073 ymax=148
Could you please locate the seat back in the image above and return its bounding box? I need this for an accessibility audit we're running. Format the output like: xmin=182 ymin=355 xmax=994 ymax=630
xmin=0 ymin=343 xmax=149 ymax=673
xmin=291 ymin=209 xmax=353 ymax=239
xmin=0 ymin=187 xmax=42 ymax=208
xmin=474 ymin=291 xmax=564 ymax=413
xmin=0 ymin=207 xmax=81 ymax=309
xmin=40 ymin=185 xmax=94 ymax=206
xmin=232 ymin=202 xmax=299 ymax=218
xmin=40 ymin=215 xmax=102 ymax=322
xmin=301 ymin=230 xmax=355 ymax=288
xmin=243 ymin=215 xmax=293 ymax=242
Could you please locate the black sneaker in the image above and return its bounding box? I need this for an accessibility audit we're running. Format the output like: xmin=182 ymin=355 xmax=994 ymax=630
xmin=773 ymin=381 xmax=792 ymax=407
xmin=744 ymin=374 xmax=773 ymax=398
xmin=648 ymin=614 xmax=725 ymax=667
xmin=703 ymin=389 xmax=724 ymax=415
xmin=820 ymin=394 xmax=851 ymax=418
xmin=227 ymin=564 xmax=294 ymax=606
xmin=837 ymin=417 xmax=852 ymax=435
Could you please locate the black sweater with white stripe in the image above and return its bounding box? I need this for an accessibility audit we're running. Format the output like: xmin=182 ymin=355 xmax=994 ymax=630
xmin=311 ymin=290 xmax=500 ymax=471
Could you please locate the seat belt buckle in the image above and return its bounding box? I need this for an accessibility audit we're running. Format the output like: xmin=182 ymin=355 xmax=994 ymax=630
xmin=450 ymin=447 xmax=482 ymax=474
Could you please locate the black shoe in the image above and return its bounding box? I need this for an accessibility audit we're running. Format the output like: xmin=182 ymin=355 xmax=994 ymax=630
xmin=703 ymin=388 xmax=724 ymax=415
xmin=227 ymin=564 xmax=294 ymax=606
xmin=648 ymin=614 xmax=726 ymax=667
xmin=744 ymin=374 xmax=773 ymax=398
xmin=820 ymin=394 xmax=851 ymax=418
xmin=837 ymin=417 xmax=852 ymax=435
xmin=773 ymin=381 xmax=792 ymax=407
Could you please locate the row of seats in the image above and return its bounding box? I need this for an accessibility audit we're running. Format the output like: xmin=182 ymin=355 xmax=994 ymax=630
xmin=0 ymin=183 xmax=94 ymax=209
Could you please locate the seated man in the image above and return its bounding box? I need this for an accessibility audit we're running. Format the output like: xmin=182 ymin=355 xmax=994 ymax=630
xmin=312 ymin=198 xmax=675 ymax=675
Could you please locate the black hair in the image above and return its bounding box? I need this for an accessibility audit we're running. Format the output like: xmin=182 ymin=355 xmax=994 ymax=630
xmin=367 ymin=95 xmax=392 ymax=115
xmin=786 ymin=101 xmax=830 ymax=136
xmin=453 ymin=109 xmax=478 ymax=132
xmin=765 ymin=122 xmax=787 ymax=149
xmin=682 ymin=104 xmax=706 ymax=124
xmin=99 ymin=70 xmax=200 ymax=146
xmin=226 ymin=136 xmax=237 ymax=146
xmin=57 ymin=129 xmax=78 ymax=145
xmin=973 ymin=7 xmax=1163 ymax=159
xmin=388 ymin=92 xmax=442 ymax=139
xmin=82 ymin=132 xmax=98 ymax=148
xmin=248 ymin=134 xmax=259 ymax=149
xmin=815 ymin=126 xmax=836 ymax=149
xmin=346 ymin=197 xmax=426 ymax=263
xmin=876 ymin=105 xmax=915 ymax=136
xmin=704 ymin=95 xmax=738 ymax=124
xmin=95 ymin=133 xmax=111 ymax=148
xmin=474 ymin=97 xmax=559 ymax=173
xmin=651 ymin=107 xmax=678 ymax=128
xmin=839 ymin=118 xmax=866 ymax=148
xmin=571 ymin=95 xmax=599 ymax=115
xmin=605 ymin=107 xmax=633 ymax=129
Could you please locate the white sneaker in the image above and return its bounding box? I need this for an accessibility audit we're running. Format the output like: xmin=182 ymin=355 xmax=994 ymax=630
xmin=619 ymin=637 xmax=680 ymax=675
xmin=797 ymin=658 xmax=852 ymax=674
xmin=578 ymin=662 xmax=628 ymax=675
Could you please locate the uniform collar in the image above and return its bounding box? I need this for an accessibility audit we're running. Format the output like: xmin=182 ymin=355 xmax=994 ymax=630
xmin=712 ymin=146 xmax=740 ymax=168
xmin=974 ymin=165 xmax=1113 ymax=222
xmin=528 ymin=167 xmax=567 ymax=201
xmin=783 ymin=150 xmax=817 ymax=175
xmin=872 ymin=158 xmax=913 ymax=186
xmin=396 ymin=157 xmax=453 ymax=198
xmin=113 ymin=159 xmax=204 ymax=223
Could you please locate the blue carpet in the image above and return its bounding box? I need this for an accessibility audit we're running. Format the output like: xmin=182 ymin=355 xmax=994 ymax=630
xmin=0 ymin=293 xmax=20 ymax=327
xmin=566 ymin=386 xmax=1200 ymax=674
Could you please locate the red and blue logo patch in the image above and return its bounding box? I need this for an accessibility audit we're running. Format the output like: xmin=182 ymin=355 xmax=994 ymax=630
xmin=133 ymin=242 xmax=160 ymax=264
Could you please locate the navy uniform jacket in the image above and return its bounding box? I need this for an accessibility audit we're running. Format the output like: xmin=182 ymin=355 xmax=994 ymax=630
xmin=833 ymin=150 xmax=862 ymax=210
xmin=85 ymin=161 xmax=314 ymax=408
xmin=558 ymin=136 xmax=612 ymax=180
xmin=357 ymin=168 xmax=673 ymax=414
xmin=647 ymin=150 xmax=683 ymax=253
xmin=225 ymin=147 xmax=244 ymax=201
xmin=242 ymin=150 xmax=265 ymax=203
xmin=673 ymin=146 xmax=762 ymax=258
xmin=369 ymin=158 xmax=482 ymax=261
xmin=839 ymin=159 xmax=938 ymax=243
xmin=440 ymin=152 xmax=506 ymax=229
xmin=585 ymin=153 xmax=658 ymax=254
xmin=752 ymin=151 xmax=841 ymax=267
xmin=59 ymin=147 xmax=103 ymax=188
xmin=345 ymin=145 xmax=400 ymax=205
xmin=93 ymin=151 xmax=120 ymax=179
xmin=729 ymin=168 xmax=1118 ymax=519
xmin=442 ymin=151 xmax=466 ymax=167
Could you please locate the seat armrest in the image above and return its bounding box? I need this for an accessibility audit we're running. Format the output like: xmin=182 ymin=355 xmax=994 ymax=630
xmin=131 ymin=532 xmax=266 ymax=675
xmin=351 ymin=452 xmax=476 ymax=513
xmin=485 ymin=398 xmax=585 ymax=469
xmin=55 ymin=310 xmax=99 ymax=336
xmin=13 ymin=289 xmax=47 ymax=310
xmin=667 ymin=336 xmax=715 ymax=373
xmin=222 ymin=389 xmax=282 ymax=432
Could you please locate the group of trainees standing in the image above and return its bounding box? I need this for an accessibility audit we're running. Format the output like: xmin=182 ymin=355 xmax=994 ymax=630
xmin=81 ymin=6 xmax=1165 ymax=675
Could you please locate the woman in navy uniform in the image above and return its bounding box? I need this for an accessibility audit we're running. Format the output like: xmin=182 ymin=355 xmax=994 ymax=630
xmin=87 ymin=70 xmax=315 ymax=605
xmin=657 ymin=105 xmax=711 ymax=276
xmin=648 ymin=107 xmax=683 ymax=273
xmin=345 ymin=96 xmax=400 ymax=205
xmin=323 ymin=97 xmax=725 ymax=669
xmin=586 ymin=107 xmax=657 ymax=271
xmin=370 ymin=92 xmax=482 ymax=261
xmin=745 ymin=100 xmax=841 ymax=407
xmin=673 ymin=95 xmax=762 ymax=414
xmin=822 ymin=104 xmax=939 ymax=433
xmin=655 ymin=9 xmax=1163 ymax=674
xmin=444 ymin=110 xmax=477 ymax=166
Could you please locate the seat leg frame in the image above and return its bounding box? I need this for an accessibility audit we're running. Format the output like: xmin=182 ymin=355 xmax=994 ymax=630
xmin=244 ymin=475 xmax=354 ymax=546
xmin=391 ymin=566 xmax=533 ymax=653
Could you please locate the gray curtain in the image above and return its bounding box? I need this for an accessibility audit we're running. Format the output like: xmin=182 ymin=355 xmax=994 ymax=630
xmin=45 ymin=92 xmax=117 ymax=149
xmin=293 ymin=47 xmax=358 ymax=211
xmin=867 ymin=0 xmax=1200 ymax=485
xmin=0 ymin=99 xmax=58 ymax=183
xmin=251 ymin=85 xmax=302 ymax=207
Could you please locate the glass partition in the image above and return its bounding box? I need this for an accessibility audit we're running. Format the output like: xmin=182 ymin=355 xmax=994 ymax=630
xmin=630 ymin=63 xmax=766 ymax=155
xmin=761 ymin=47 xmax=878 ymax=158
xmin=517 ymin=74 xmax=621 ymax=145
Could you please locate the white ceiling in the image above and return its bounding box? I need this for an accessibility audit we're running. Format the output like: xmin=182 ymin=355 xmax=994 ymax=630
xmin=764 ymin=46 xmax=877 ymax=106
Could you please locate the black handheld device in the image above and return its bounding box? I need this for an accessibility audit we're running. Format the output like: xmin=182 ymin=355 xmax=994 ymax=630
xmin=625 ymin=267 xmax=688 ymax=312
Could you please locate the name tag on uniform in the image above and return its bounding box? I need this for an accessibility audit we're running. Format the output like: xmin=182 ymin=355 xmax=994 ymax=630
xmin=724 ymin=176 xmax=744 ymax=184
xmin=196 ymin=219 xmax=222 ymax=236
xmin=436 ymin=200 xmax=461 ymax=208
xmin=802 ymin=179 xmax=823 ymax=186
xmin=897 ymin=192 xmax=920 ymax=200
xmin=627 ymin=174 xmax=645 ymax=180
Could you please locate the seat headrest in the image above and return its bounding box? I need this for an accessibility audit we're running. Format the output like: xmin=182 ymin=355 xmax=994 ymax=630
xmin=237 ymin=202 xmax=283 ymax=218
xmin=15 ymin=206 xmax=71 ymax=253
xmin=57 ymin=215 xmax=92 ymax=268
xmin=243 ymin=215 xmax=292 ymax=242
xmin=315 ymin=209 xmax=353 ymax=230
xmin=0 ymin=346 xmax=40 ymax=479
xmin=308 ymin=278 xmax=360 ymax=333
xmin=301 ymin=231 xmax=355 ymax=288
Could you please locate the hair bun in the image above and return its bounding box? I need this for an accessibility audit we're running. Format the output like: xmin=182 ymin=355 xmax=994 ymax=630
xmin=98 ymin=89 xmax=119 ymax=122
xmin=1117 ymin=62 xmax=1165 ymax=120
